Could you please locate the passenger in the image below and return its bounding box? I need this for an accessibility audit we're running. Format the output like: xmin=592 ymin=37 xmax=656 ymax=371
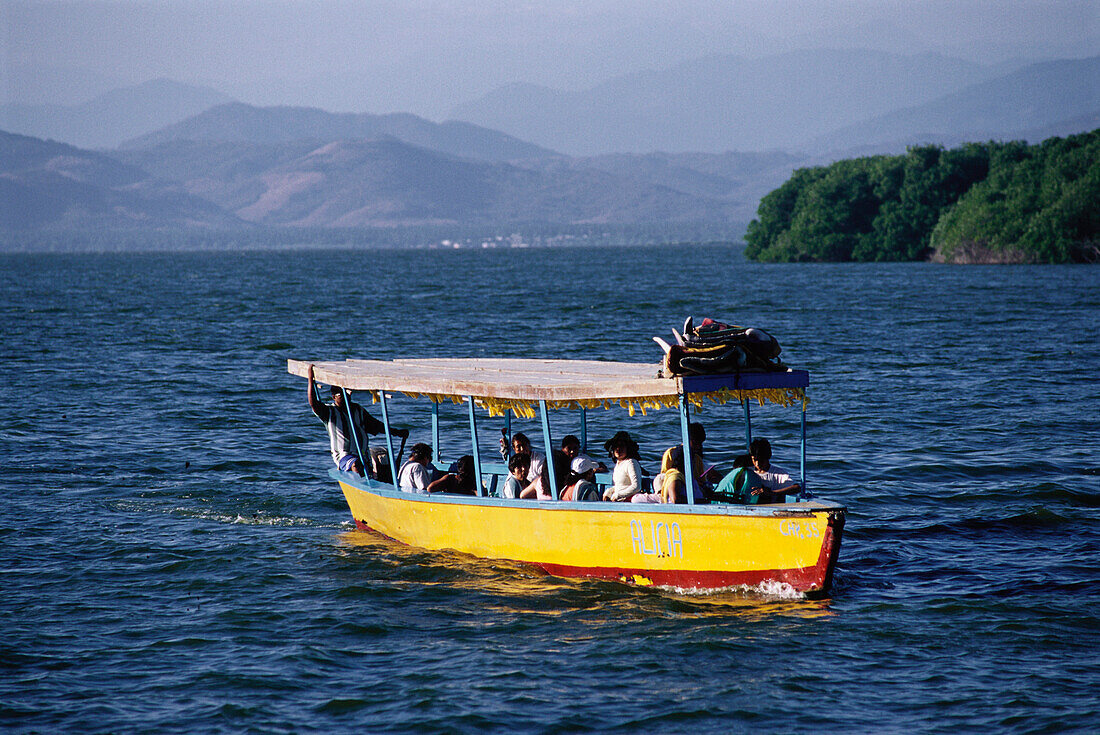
xmin=561 ymin=456 xmax=601 ymax=501
xmin=713 ymin=454 xmax=769 ymax=504
xmin=560 ymin=434 xmax=608 ymax=472
xmin=750 ymin=438 xmax=801 ymax=502
xmin=656 ymin=445 xmax=711 ymax=504
xmin=657 ymin=446 xmax=689 ymax=504
xmin=512 ymin=432 xmax=553 ymax=500
xmin=427 ymin=455 xmax=478 ymax=496
xmin=680 ymin=422 xmax=722 ymax=486
xmin=603 ymin=432 xmax=645 ymax=502
xmin=551 ymin=448 xmax=572 ymax=496
xmin=630 ymin=444 xmax=668 ymax=504
xmin=397 ymin=442 xmax=433 ymax=494
xmin=501 ymin=453 xmax=531 ymax=499
xmin=308 ymin=364 xmax=408 ymax=476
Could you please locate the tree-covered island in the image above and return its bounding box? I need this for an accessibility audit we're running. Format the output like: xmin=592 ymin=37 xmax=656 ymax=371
xmin=744 ymin=129 xmax=1099 ymax=263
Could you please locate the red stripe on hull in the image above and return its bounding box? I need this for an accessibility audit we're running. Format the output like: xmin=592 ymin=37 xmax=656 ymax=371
xmin=538 ymin=513 xmax=843 ymax=595
xmin=353 ymin=511 xmax=845 ymax=596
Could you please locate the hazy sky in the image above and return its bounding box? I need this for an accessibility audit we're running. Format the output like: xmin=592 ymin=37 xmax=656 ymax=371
xmin=4 ymin=0 xmax=1097 ymax=117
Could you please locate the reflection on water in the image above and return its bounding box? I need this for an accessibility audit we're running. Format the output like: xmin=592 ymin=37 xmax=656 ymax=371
xmin=335 ymin=529 xmax=834 ymax=619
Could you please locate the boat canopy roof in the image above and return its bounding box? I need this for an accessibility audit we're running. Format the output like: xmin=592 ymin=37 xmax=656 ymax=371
xmin=289 ymin=358 xmax=808 ymax=418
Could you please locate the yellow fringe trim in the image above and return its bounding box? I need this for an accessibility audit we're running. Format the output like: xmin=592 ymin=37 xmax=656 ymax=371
xmin=378 ymin=387 xmax=807 ymax=417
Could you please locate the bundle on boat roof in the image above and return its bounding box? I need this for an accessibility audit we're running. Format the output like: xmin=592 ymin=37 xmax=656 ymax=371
xmin=288 ymin=358 xmax=808 ymax=418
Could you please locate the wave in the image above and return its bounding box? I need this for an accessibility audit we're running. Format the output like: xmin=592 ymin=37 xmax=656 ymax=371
xmin=851 ymin=507 xmax=1076 ymax=542
xmin=107 ymin=498 xmax=334 ymax=528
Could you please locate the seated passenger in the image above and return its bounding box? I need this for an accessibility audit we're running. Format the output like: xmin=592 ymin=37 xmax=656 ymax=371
xmin=603 ymin=432 xmax=645 ymax=502
xmin=551 ymin=448 xmax=571 ymax=496
xmin=427 ymin=455 xmax=478 ymax=496
xmin=750 ymin=438 xmax=801 ymax=502
xmin=397 ymin=442 xmax=433 ymax=494
xmin=667 ymin=423 xmax=721 ymax=490
xmin=656 ymin=446 xmax=689 ymax=504
xmin=561 ymin=456 xmax=601 ymax=502
xmin=502 ymin=453 xmax=531 ymax=499
xmin=512 ymin=432 xmax=553 ymax=500
xmin=630 ymin=447 xmax=674 ymax=504
xmin=560 ymin=434 xmax=608 ymax=472
xmin=713 ymin=454 xmax=768 ymax=504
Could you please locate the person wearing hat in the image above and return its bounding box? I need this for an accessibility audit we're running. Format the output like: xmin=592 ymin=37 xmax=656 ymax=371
xmin=308 ymin=364 xmax=408 ymax=476
xmin=561 ymin=456 xmax=601 ymax=501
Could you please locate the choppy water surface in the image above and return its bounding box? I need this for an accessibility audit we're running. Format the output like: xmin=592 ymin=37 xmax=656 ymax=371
xmin=1 ymin=246 xmax=1097 ymax=733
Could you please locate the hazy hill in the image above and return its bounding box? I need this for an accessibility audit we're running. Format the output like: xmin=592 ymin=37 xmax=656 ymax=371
xmin=121 ymin=103 xmax=558 ymax=162
xmin=449 ymin=50 xmax=999 ymax=155
xmin=810 ymin=56 xmax=1100 ymax=153
xmin=112 ymin=139 xmax=327 ymax=207
xmin=564 ymin=151 xmax=804 ymax=220
xmin=0 ymin=130 xmax=240 ymax=230
xmin=0 ymin=79 xmax=233 ymax=150
xmin=118 ymin=137 xmax=736 ymax=226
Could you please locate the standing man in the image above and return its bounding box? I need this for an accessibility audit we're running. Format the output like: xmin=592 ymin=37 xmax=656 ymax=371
xmin=308 ymin=364 xmax=408 ymax=476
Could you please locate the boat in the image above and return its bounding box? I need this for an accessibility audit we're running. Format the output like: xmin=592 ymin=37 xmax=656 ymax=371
xmin=288 ymin=357 xmax=846 ymax=596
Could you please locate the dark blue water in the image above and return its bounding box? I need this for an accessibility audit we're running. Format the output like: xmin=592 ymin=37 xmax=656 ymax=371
xmin=2 ymin=246 xmax=1098 ymax=733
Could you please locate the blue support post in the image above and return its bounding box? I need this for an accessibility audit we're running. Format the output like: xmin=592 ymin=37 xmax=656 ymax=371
xmin=580 ymin=408 xmax=588 ymax=452
xmin=431 ymin=401 xmax=441 ymax=466
xmin=539 ymin=400 xmax=558 ymax=500
xmin=340 ymin=387 xmax=367 ymax=479
xmin=678 ymin=394 xmax=696 ymax=505
xmin=467 ymin=397 xmax=484 ymax=496
xmin=378 ymin=390 xmax=398 ymax=485
xmin=800 ymin=403 xmax=808 ymax=499
xmin=743 ymin=399 xmax=753 ymax=453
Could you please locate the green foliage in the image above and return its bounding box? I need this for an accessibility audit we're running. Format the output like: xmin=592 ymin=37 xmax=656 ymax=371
xmin=746 ymin=131 xmax=1099 ymax=263
xmin=931 ymin=131 xmax=1100 ymax=263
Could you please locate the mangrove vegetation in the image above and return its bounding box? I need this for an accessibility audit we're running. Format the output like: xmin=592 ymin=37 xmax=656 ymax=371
xmin=744 ymin=130 xmax=1099 ymax=263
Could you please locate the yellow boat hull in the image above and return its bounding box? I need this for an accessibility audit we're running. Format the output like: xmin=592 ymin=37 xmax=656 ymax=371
xmin=337 ymin=475 xmax=845 ymax=595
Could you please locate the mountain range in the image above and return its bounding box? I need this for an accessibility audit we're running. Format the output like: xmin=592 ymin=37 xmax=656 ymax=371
xmin=113 ymin=134 xmax=737 ymax=227
xmin=456 ymin=52 xmax=1097 ymax=155
xmin=120 ymin=102 xmax=555 ymax=162
xmin=2 ymin=49 xmax=1096 ymax=239
xmin=0 ymin=131 xmax=239 ymax=230
xmin=0 ymin=79 xmax=233 ymax=150
xmin=807 ymin=56 xmax=1100 ymax=152
xmin=2 ymin=117 xmax=758 ymax=231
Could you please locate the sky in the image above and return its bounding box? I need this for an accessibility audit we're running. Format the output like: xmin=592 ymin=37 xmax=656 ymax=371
xmin=3 ymin=0 xmax=1097 ymax=117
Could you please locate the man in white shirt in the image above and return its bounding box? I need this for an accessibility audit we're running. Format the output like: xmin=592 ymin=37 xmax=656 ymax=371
xmin=750 ymin=438 xmax=800 ymax=502
xmin=398 ymin=443 xmax=434 ymax=493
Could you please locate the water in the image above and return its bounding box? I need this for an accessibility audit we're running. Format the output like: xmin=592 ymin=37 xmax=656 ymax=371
xmin=2 ymin=246 xmax=1097 ymax=733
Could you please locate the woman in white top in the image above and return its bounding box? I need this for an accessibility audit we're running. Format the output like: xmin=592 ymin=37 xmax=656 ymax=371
xmin=398 ymin=442 xmax=434 ymax=494
xmin=603 ymin=431 xmax=645 ymax=502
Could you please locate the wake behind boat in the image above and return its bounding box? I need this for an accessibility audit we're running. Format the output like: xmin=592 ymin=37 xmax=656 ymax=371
xmin=289 ymin=341 xmax=846 ymax=596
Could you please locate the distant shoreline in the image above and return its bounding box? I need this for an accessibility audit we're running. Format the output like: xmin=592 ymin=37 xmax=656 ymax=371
xmin=0 ymin=224 xmax=748 ymax=254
